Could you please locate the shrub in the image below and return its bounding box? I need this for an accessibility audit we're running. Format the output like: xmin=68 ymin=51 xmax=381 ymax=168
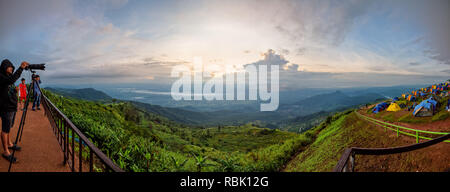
xmin=432 ymin=111 xmax=449 ymax=122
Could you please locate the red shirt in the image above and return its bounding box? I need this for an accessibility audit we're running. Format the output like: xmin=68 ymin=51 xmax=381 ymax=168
xmin=19 ymin=83 xmax=27 ymax=98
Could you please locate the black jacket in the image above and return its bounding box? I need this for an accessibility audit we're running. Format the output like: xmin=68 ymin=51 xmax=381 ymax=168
xmin=0 ymin=60 xmax=23 ymax=112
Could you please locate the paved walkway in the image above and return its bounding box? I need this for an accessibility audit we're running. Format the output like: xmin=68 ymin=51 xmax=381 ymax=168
xmin=0 ymin=105 xmax=70 ymax=172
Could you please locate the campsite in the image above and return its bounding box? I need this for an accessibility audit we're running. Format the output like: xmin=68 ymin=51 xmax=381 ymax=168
xmin=365 ymin=80 xmax=450 ymax=132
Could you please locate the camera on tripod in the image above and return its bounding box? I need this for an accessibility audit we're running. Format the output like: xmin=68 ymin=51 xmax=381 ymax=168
xmin=25 ymin=63 xmax=46 ymax=71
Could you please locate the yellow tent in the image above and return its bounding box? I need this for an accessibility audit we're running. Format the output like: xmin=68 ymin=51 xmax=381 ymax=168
xmin=387 ymin=103 xmax=402 ymax=112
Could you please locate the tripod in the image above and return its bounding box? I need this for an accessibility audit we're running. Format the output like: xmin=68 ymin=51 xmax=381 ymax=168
xmin=8 ymin=70 xmax=38 ymax=172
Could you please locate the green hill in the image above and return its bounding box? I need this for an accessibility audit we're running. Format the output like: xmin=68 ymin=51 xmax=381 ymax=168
xmin=44 ymin=87 xmax=385 ymax=131
xmin=283 ymin=81 xmax=450 ymax=172
xmin=42 ymin=81 xmax=449 ymax=172
xmin=283 ymin=110 xmax=449 ymax=172
xmin=278 ymin=91 xmax=385 ymax=116
xmin=45 ymin=87 xmax=113 ymax=101
xmin=42 ymin=89 xmax=316 ymax=172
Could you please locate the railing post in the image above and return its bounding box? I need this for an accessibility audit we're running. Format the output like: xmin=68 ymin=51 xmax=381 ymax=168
xmin=62 ymin=118 xmax=66 ymax=164
xmin=59 ymin=118 xmax=62 ymax=145
xmin=343 ymin=163 xmax=348 ymax=172
xmin=65 ymin=122 xmax=69 ymax=166
xmin=350 ymin=153 xmax=355 ymax=172
xmin=72 ymin=129 xmax=75 ymax=172
xmin=89 ymin=149 xmax=94 ymax=172
xmin=416 ymin=131 xmax=419 ymax=143
xmin=79 ymin=137 xmax=83 ymax=172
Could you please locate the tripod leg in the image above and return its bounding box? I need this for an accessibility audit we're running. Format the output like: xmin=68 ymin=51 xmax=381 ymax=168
xmin=8 ymin=79 xmax=35 ymax=172
xmin=19 ymin=81 xmax=34 ymax=142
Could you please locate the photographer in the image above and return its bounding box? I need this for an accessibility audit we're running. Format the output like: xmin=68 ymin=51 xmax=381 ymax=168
xmin=32 ymin=75 xmax=42 ymax=111
xmin=0 ymin=59 xmax=28 ymax=162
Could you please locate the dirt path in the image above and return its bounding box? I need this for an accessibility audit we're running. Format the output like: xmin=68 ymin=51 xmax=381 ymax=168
xmin=0 ymin=105 xmax=70 ymax=172
xmin=354 ymin=112 xmax=450 ymax=171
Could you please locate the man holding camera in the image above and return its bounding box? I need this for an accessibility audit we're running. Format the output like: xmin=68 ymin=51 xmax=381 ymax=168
xmin=0 ymin=59 xmax=28 ymax=162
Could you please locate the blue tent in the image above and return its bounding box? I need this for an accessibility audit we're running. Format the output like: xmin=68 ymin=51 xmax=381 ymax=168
xmin=413 ymin=98 xmax=437 ymax=116
xmin=426 ymin=98 xmax=437 ymax=107
xmin=393 ymin=97 xmax=399 ymax=101
xmin=373 ymin=102 xmax=388 ymax=113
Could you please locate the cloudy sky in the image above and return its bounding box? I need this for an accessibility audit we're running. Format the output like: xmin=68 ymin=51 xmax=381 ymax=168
xmin=0 ymin=0 xmax=449 ymax=89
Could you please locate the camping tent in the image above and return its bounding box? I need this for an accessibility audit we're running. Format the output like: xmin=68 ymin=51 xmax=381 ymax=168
xmin=387 ymin=103 xmax=402 ymax=112
xmin=432 ymin=89 xmax=440 ymax=95
xmin=393 ymin=97 xmax=399 ymax=101
xmin=407 ymin=95 xmax=416 ymax=101
xmin=413 ymin=98 xmax=437 ymax=117
xmin=373 ymin=102 xmax=388 ymax=114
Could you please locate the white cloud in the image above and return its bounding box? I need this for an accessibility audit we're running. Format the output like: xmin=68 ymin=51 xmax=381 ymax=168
xmin=1 ymin=0 xmax=448 ymax=86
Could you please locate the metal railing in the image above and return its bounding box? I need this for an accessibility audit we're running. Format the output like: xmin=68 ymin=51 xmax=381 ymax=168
xmin=334 ymin=133 xmax=450 ymax=172
xmin=41 ymin=93 xmax=124 ymax=172
xmin=356 ymin=111 xmax=450 ymax=143
xmin=334 ymin=111 xmax=450 ymax=172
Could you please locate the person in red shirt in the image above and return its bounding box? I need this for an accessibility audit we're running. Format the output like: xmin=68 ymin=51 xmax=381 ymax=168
xmin=18 ymin=78 xmax=27 ymax=111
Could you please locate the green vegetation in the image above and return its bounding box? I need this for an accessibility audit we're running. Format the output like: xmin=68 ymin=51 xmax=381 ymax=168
xmin=46 ymin=87 xmax=385 ymax=133
xmin=432 ymin=110 xmax=449 ymax=122
xmin=382 ymin=113 xmax=395 ymax=122
xmin=42 ymin=89 xmax=314 ymax=172
xmin=283 ymin=110 xmax=354 ymax=172
xmin=397 ymin=113 xmax=429 ymax=124
xmin=45 ymin=87 xmax=113 ymax=101
xmin=41 ymin=82 xmax=449 ymax=172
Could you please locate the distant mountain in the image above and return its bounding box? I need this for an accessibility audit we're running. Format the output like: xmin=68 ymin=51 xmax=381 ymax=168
xmin=45 ymin=87 xmax=113 ymax=101
xmin=44 ymin=87 xmax=386 ymax=130
xmin=129 ymin=100 xmax=214 ymax=125
xmin=130 ymin=100 xmax=283 ymax=126
xmin=278 ymin=91 xmax=386 ymax=117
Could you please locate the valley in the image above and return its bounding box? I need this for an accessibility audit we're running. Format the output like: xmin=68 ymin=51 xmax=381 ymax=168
xmin=41 ymin=81 xmax=450 ymax=172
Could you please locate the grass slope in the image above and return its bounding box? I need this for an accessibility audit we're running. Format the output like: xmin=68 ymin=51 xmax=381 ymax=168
xmin=284 ymin=112 xmax=353 ymax=172
xmin=284 ymin=111 xmax=450 ymax=172
xmin=42 ymin=89 xmax=313 ymax=172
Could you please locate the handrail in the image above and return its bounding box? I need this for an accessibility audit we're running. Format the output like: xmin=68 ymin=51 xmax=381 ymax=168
xmin=357 ymin=112 xmax=448 ymax=135
xmin=334 ymin=132 xmax=450 ymax=172
xmin=356 ymin=111 xmax=450 ymax=143
xmin=41 ymin=91 xmax=124 ymax=172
